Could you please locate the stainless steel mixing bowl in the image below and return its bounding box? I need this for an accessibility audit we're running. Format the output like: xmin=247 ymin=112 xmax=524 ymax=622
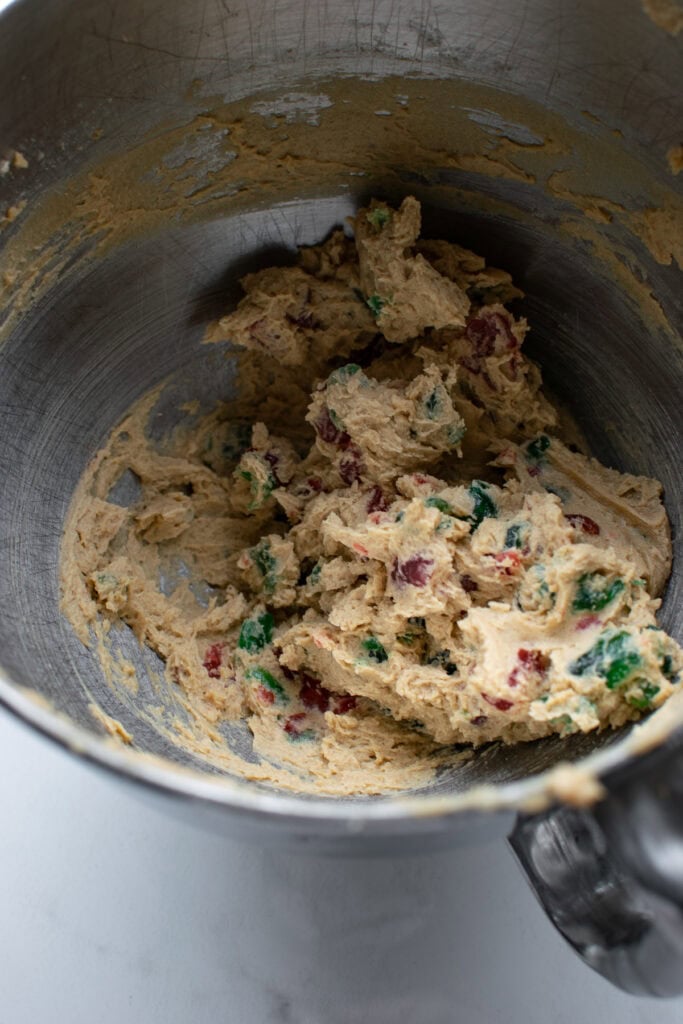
xmin=0 ymin=0 xmax=681 ymax=996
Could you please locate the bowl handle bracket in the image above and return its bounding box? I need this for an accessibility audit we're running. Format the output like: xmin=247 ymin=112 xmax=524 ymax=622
xmin=509 ymin=735 xmax=683 ymax=997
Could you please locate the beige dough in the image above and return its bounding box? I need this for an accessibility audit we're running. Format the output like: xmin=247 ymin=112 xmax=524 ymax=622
xmin=61 ymin=196 xmax=682 ymax=795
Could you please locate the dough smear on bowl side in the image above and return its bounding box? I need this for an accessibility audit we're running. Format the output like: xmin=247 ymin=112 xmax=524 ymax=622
xmin=61 ymin=197 xmax=682 ymax=794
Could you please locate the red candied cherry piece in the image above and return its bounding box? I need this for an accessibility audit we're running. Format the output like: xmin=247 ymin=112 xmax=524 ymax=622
xmin=495 ymin=448 xmax=516 ymax=467
xmin=391 ymin=555 xmax=434 ymax=588
xmin=508 ymin=648 xmax=550 ymax=688
xmin=332 ymin=694 xmax=358 ymax=714
xmin=286 ymin=309 xmax=319 ymax=329
xmin=517 ymin=648 xmax=551 ymax=674
xmin=248 ymin=318 xmax=280 ymax=347
xmin=203 ymin=643 xmax=225 ymax=679
xmin=284 ymin=712 xmax=308 ymax=736
xmin=299 ymin=674 xmax=332 ymax=713
xmin=339 ymin=444 xmax=363 ymax=484
xmin=576 ymin=614 xmax=601 ymax=631
xmin=503 ymin=354 xmax=521 ymax=381
xmin=367 ymin=486 xmax=388 ymax=513
xmin=466 ymin=310 xmax=517 ymax=356
xmin=565 ymin=513 xmax=600 ymax=536
xmin=256 ymin=685 xmax=275 ymax=705
xmin=483 ymin=693 xmax=514 ymax=712
xmin=466 ymin=315 xmax=497 ymax=357
xmin=493 ymin=312 xmax=518 ymax=349
xmin=507 ymin=667 xmax=521 ymax=688
xmin=263 ymin=450 xmax=283 ymax=485
xmin=315 ymin=407 xmax=351 ymax=447
xmin=282 ymin=712 xmax=313 ymax=737
xmin=494 ymin=550 xmax=522 ymax=575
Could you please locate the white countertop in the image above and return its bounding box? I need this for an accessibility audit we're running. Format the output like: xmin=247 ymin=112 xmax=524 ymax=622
xmin=2 ymin=707 xmax=682 ymax=1024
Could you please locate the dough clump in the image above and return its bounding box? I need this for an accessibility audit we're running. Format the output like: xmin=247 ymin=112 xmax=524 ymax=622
xmin=62 ymin=197 xmax=682 ymax=792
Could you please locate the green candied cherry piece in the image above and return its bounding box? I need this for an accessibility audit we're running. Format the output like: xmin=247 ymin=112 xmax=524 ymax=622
xmin=327 ymin=407 xmax=346 ymax=432
xmin=550 ymin=713 xmax=575 ymax=734
xmin=569 ymin=633 xmax=612 ymax=677
xmin=95 ymin=572 xmax=118 ymax=587
xmin=326 ymin=363 xmax=363 ymax=387
xmin=239 ymin=467 xmax=275 ymax=510
xmin=466 ymin=480 xmax=498 ymax=531
xmin=397 ymin=632 xmax=416 ymax=645
xmin=447 ymin=423 xmax=466 ymax=447
xmin=306 ymin=562 xmax=322 ymax=585
xmin=362 ymin=636 xmax=388 ymax=663
xmin=366 ymin=294 xmax=385 ymax=317
xmin=245 ymin=666 xmax=287 ymax=701
xmin=504 ymin=523 xmax=526 ymax=549
xmin=544 ymin=483 xmax=572 ymax=503
xmin=238 ymin=612 xmax=274 ymax=653
xmin=424 ymin=389 xmax=442 ymax=418
xmin=660 ymin=651 xmax=677 ymax=680
xmin=627 ymin=679 xmax=660 ymax=710
xmin=605 ymin=647 xmax=641 ymax=688
xmin=572 ymin=572 xmax=625 ymax=613
xmin=427 ymin=649 xmax=458 ymax=675
xmin=366 ymin=206 xmax=391 ymax=229
xmin=425 ymin=496 xmax=452 ymax=515
xmin=569 ymin=629 xmax=642 ymax=689
xmin=250 ymin=539 xmax=278 ymax=595
xmin=526 ymin=434 xmax=551 ymax=461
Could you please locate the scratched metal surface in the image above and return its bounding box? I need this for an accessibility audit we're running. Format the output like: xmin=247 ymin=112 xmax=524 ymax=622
xmin=0 ymin=0 xmax=680 ymax=844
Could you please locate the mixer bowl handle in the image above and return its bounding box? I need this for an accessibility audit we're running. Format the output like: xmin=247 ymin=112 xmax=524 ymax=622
xmin=510 ymin=731 xmax=683 ymax=997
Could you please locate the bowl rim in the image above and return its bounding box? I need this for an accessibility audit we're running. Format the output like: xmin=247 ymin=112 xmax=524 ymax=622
xmin=3 ymin=666 xmax=681 ymax=833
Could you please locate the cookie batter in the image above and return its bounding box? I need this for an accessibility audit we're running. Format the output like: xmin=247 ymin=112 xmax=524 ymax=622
xmin=61 ymin=197 xmax=682 ymax=794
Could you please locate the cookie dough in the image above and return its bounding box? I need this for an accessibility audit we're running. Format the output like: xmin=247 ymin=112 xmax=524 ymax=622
xmin=61 ymin=196 xmax=682 ymax=794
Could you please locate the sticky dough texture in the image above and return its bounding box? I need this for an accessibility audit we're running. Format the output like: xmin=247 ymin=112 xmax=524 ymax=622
xmin=61 ymin=196 xmax=682 ymax=793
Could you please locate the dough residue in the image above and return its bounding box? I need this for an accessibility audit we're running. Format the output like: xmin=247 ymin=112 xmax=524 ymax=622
xmin=667 ymin=143 xmax=683 ymax=175
xmin=60 ymin=197 xmax=682 ymax=796
xmin=641 ymin=0 xmax=683 ymax=35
